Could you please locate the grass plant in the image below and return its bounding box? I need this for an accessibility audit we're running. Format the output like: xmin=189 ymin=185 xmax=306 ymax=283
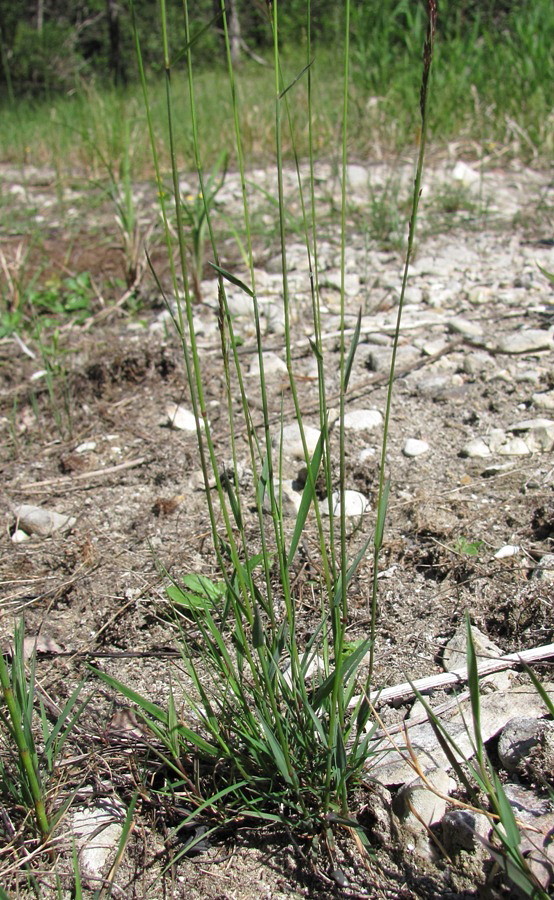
xmin=92 ymin=0 xmax=437 ymax=862
xmin=0 ymin=622 xmax=89 ymax=849
xmin=1 ymin=0 xmax=552 ymax=894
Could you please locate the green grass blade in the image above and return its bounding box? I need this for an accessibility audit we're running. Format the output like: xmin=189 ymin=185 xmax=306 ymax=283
xmin=333 ymin=534 xmax=372 ymax=608
xmin=491 ymin=770 xmax=521 ymax=849
xmin=311 ymin=638 xmax=371 ymax=711
xmin=287 ymin=427 xmax=325 ymax=567
xmin=257 ymin=716 xmax=293 ymax=786
xmin=343 ymin=308 xmax=362 ymax=393
xmin=208 ymin=263 xmax=254 ymax=297
xmin=278 ymin=60 xmax=313 ymax=99
xmin=465 ymin=613 xmax=486 ymax=768
xmin=374 ymin=478 xmax=390 ymax=552
xmin=522 ymin=663 xmax=554 ymax=716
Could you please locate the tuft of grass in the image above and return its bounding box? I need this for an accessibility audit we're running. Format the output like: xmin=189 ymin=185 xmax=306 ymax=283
xmin=0 ymin=622 xmax=90 ymax=848
xmin=92 ymin=0 xmax=435 ymax=865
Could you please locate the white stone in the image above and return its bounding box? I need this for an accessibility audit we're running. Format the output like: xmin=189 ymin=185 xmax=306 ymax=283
xmin=421 ymin=338 xmax=448 ymax=357
xmin=509 ymin=416 xmax=554 ymax=432
xmin=347 ymin=164 xmax=368 ymax=189
xmin=497 ymin=437 xmax=531 ymax=456
xmin=533 ymin=391 xmax=554 ymax=410
xmin=344 ymin=409 xmax=382 ymax=430
xmin=75 ymin=441 xmax=97 ymax=453
xmin=451 ymin=161 xmax=480 ymax=187
xmin=11 ymin=528 xmax=30 ymax=543
xmin=508 ymin=418 xmax=554 ymax=453
xmin=487 ymin=428 xmax=507 ymax=452
xmin=12 ymin=504 xmax=76 ymax=537
xmin=460 ymin=438 xmax=491 ymax=458
xmin=494 ymin=544 xmax=520 ymax=559
xmin=495 ymin=329 xmax=553 ymax=354
xmin=72 ymin=804 xmax=124 ymax=881
xmin=320 ymin=490 xmax=370 ymax=518
xmin=226 ymin=291 xmax=254 ymax=318
xmin=448 ymin=316 xmax=483 ymax=338
xmin=166 ymin=403 xmax=203 ymax=432
xmin=248 ymin=352 xmax=288 ymax=378
xmin=274 ymin=423 xmax=321 ymax=459
xmin=403 ymin=439 xmax=429 ymax=458
xmin=359 ymin=447 xmax=377 ymax=462
xmin=263 ymin=480 xmax=302 ymax=517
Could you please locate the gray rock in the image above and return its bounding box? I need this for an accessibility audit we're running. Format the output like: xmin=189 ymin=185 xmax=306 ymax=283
xmin=448 ymin=316 xmax=483 ymax=339
xmin=13 ymin=504 xmax=76 ymax=537
xmin=463 ymin=351 xmax=493 ymax=376
xmin=393 ymin=768 xmax=453 ymax=829
xmin=366 ymin=344 xmax=419 ymax=374
xmin=460 ymin=437 xmax=491 ymax=458
xmin=503 ymin=783 xmax=552 ymax=820
xmin=72 ymin=801 xmax=124 ymax=882
xmin=367 ymin=683 xmax=554 ymax=786
xmin=403 ymin=438 xmax=429 ymax=458
xmin=533 ymin=391 xmax=554 ymax=410
xmin=495 ymin=329 xmax=554 ymax=355
xmin=533 ymin=553 xmax=554 ymax=583
xmin=498 ymin=717 xmax=553 ymax=774
xmin=442 ymin=808 xmax=490 ymax=854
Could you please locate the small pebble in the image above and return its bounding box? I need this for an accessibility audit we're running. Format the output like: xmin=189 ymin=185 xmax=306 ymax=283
xmin=460 ymin=437 xmax=490 ymax=458
xmin=75 ymin=441 xmax=97 ymax=453
xmin=320 ymin=490 xmax=370 ymax=517
xmin=12 ymin=504 xmax=76 ymax=537
xmin=403 ymin=439 xmax=429 ymax=458
xmin=494 ymin=544 xmax=520 ymax=559
xmin=166 ymin=403 xmax=203 ymax=432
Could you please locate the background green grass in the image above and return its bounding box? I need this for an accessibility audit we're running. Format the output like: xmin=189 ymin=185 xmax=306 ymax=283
xmin=0 ymin=0 xmax=552 ymax=172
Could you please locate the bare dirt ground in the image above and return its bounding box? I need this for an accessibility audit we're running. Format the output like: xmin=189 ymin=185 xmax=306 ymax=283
xmin=1 ymin=155 xmax=553 ymax=897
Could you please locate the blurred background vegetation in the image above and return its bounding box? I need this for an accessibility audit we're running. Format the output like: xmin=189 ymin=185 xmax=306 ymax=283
xmin=0 ymin=1 xmax=551 ymax=165
xmin=0 ymin=1 xmax=550 ymax=95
